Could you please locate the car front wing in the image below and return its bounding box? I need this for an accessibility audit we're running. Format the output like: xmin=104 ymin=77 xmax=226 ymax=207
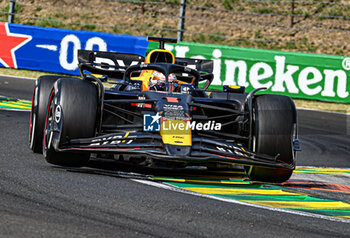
xmin=56 ymin=132 xmax=295 ymax=170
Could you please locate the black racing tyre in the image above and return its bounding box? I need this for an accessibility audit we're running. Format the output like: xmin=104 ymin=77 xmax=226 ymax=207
xmin=245 ymin=94 xmax=296 ymax=183
xmin=43 ymin=78 xmax=98 ymax=167
xmin=29 ymin=75 xmax=64 ymax=153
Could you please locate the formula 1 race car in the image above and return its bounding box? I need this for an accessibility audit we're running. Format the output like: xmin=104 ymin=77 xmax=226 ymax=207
xmin=29 ymin=37 xmax=299 ymax=182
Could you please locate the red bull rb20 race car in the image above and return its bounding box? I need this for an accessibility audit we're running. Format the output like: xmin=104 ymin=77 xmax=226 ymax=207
xmin=29 ymin=37 xmax=300 ymax=182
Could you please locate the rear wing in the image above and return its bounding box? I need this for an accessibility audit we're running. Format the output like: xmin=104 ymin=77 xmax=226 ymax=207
xmin=175 ymin=57 xmax=213 ymax=74
xmin=77 ymin=49 xmax=213 ymax=83
xmin=175 ymin=58 xmax=214 ymax=89
xmin=78 ymin=50 xmax=145 ymax=79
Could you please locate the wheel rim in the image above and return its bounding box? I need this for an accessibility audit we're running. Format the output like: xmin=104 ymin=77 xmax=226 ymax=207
xmin=247 ymin=105 xmax=257 ymax=176
xmin=29 ymin=87 xmax=36 ymax=145
xmin=44 ymin=90 xmax=55 ymax=151
xmin=29 ymin=114 xmax=36 ymax=150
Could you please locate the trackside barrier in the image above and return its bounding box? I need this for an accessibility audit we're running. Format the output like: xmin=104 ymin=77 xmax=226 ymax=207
xmin=0 ymin=22 xmax=349 ymax=103
xmin=0 ymin=22 xmax=148 ymax=75
xmin=147 ymin=41 xmax=350 ymax=103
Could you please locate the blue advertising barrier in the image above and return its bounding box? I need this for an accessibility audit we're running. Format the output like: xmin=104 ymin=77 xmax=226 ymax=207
xmin=0 ymin=22 xmax=149 ymax=75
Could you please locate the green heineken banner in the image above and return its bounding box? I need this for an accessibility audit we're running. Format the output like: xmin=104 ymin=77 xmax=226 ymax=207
xmin=148 ymin=41 xmax=350 ymax=103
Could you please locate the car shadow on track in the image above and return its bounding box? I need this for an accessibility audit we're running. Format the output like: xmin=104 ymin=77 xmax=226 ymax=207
xmin=52 ymin=157 xmax=350 ymax=204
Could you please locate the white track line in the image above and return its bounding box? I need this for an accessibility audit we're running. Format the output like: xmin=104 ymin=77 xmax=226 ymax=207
xmin=296 ymin=166 xmax=350 ymax=169
xmin=132 ymin=177 xmax=350 ymax=224
xmin=297 ymin=107 xmax=350 ymax=115
xmin=0 ymin=108 xmax=30 ymax=112
xmin=0 ymin=74 xmax=35 ymax=80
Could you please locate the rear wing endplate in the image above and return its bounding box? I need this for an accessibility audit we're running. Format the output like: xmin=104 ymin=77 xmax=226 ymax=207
xmin=78 ymin=50 xmax=145 ymax=79
xmin=79 ymin=49 xmax=144 ymax=69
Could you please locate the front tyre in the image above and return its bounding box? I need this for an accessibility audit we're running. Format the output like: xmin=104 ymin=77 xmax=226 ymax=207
xmin=43 ymin=78 xmax=98 ymax=167
xmin=29 ymin=75 xmax=65 ymax=153
xmin=245 ymin=94 xmax=297 ymax=183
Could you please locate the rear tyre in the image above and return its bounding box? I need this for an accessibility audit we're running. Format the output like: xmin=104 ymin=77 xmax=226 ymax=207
xmin=245 ymin=94 xmax=296 ymax=183
xmin=29 ymin=75 xmax=65 ymax=153
xmin=43 ymin=78 xmax=98 ymax=167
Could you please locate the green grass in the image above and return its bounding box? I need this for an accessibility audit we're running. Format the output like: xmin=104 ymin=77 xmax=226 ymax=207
xmin=0 ymin=67 xmax=349 ymax=112
xmin=0 ymin=67 xmax=71 ymax=79
xmin=36 ymin=18 xmax=63 ymax=28
xmin=293 ymin=99 xmax=350 ymax=113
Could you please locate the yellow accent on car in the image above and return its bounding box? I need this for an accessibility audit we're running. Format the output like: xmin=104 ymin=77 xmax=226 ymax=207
xmin=131 ymin=49 xmax=175 ymax=91
xmin=228 ymin=85 xmax=242 ymax=89
xmin=131 ymin=70 xmax=154 ymax=91
xmin=130 ymin=49 xmax=176 ymax=91
xmin=145 ymin=49 xmax=175 ymax=64
xmin=160 ymin=119 xmax=192 ymax=146
xmin=91 ymin=74 xmax=103 ymax=78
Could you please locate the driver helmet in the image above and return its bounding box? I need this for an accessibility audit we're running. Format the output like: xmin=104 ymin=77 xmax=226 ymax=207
xmin=149 ymin=72 xmax=178 ymax=91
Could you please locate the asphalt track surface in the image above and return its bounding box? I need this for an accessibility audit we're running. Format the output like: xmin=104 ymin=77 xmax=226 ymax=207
xmin=0 ymin=75 xmax=349 ymax=237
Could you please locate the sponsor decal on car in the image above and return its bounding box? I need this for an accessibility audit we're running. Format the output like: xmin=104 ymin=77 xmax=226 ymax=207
xmin=90 ymin=135 xmax=133 ymax=146
xmin=54 ymin=105 xmax=62 ymax=123
xmin=163 ymin=104 xmax=188 ymax=120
